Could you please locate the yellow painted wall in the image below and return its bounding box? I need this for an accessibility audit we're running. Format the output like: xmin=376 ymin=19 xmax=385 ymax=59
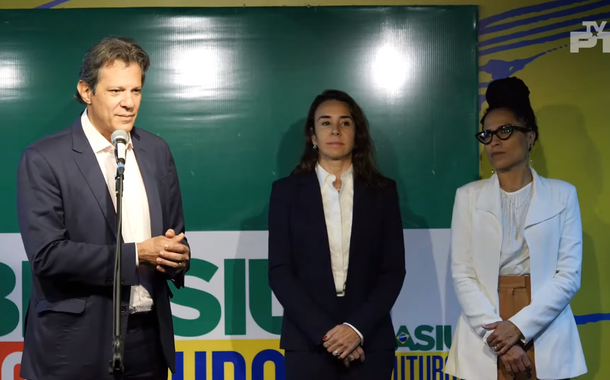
xmin=2 ymin=0 xmax=609 ymax=378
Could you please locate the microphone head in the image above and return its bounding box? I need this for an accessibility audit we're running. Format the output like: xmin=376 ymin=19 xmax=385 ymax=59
xmin=111 ymin=130 xmax=129 ymax=166
xmin=111 ymin=130 xmax=129 ymax=144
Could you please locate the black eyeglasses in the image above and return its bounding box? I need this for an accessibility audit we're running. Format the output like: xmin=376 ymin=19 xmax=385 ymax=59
xmin=475 ymin=125 xmax=530 ymax=145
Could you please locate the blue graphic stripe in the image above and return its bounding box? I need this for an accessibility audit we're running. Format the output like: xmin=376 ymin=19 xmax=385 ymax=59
xmin=35 ymin=0 xmax=71 ymax=9
xmin=481 ymin=10 xmax=610 ymax=48
xmin=479 ymin=6 xmax=610 ymax=58
xmin=480 ymin=1 xmax=610 ymax=35
xmin=479 ymin=0 xmax=592 ymax=29
xmin=481 ymin=31 xmax=568 ymax=56
xmin=575 ymin=313 xmax=610 ymax=325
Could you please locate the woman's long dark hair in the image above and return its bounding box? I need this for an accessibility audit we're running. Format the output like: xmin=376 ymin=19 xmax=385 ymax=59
xmin=292 ymin=89 xmax=387 ymax=187
xmin=481 ymin=77 xmax=539 ymax=146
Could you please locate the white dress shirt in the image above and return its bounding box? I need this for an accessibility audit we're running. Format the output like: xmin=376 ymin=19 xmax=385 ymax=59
xmin=81 ymin=110 xmax=154 ymax=313
xmin=315 ymin=164 xmax=363 ymax=343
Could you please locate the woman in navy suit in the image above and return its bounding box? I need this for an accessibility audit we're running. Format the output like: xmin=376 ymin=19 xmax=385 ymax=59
xmin=268 ymin=89 xmax=406 ymax=379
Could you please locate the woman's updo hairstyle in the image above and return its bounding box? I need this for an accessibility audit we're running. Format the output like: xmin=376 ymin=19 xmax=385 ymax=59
xmin=481 ymin=76 xmax=538 ymax=146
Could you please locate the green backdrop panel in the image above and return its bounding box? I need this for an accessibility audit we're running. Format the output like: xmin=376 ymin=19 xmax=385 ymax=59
xmin=0 ymin=6 xmax=479 ymax=232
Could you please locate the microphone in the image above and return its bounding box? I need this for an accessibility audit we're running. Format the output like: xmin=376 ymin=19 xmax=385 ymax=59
xmin=109 ymin=129 xmax=129 ymax=375
xmin=111 ymin=130 xmax=129 ymax=172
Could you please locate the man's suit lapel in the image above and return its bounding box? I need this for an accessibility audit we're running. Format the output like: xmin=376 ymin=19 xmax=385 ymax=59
xmin=131 ymin=128 xmax=163 ymax=238
xmin=71 ymin=122 xmax=163 ymax=239
xmin=71 ymin=120 xmax=117 ymax=235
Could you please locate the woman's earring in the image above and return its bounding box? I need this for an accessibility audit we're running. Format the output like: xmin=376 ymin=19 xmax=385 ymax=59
xmin=313 ymin=144 xmax=317 ymax=149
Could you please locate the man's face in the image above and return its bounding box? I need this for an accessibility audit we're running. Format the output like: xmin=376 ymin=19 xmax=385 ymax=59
xmin=77 ymin=60 xmax=143 ymax=141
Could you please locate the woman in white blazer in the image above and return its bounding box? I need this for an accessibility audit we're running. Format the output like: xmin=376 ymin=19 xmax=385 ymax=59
xmin=445 ymin=77 xmax=587 ymax=380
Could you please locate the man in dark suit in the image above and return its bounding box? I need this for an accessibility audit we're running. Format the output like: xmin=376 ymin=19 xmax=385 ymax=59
xmin=16 ymin=36 xmax=190 ymax=380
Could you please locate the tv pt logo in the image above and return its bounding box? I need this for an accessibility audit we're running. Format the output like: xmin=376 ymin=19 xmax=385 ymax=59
xmin=570 ymin=21 xmax=610 ymax=53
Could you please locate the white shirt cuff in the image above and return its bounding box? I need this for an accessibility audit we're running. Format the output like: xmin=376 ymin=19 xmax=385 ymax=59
xmin=343 ymin=323 xmax=363 ymax=345
xmin=135 ymin=243 xmax=139 ymax=267
xmin=520 ymin=337 xmax=528 ymax=345
xmin=483 ymin=329 xmax=493 ymax=348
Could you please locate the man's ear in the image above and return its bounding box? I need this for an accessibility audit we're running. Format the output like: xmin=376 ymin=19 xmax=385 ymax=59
xmin=77 ymin=80 xmax=93 ymax=105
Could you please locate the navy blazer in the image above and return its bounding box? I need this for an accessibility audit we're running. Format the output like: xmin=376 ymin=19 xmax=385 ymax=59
xmin=16 ymin=119 xmax=189 ymax=380
xmin=268 ymin=171 xmax=406 ymax=352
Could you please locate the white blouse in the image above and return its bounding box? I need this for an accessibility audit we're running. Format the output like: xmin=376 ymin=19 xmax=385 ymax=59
xmin=315 ymin=164 xmax=354 ymax=296
xmin=499 ymin=182 xmax=533 ymax=275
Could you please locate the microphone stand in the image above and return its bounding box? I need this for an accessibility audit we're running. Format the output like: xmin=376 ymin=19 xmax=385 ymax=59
xmin=109 ymin=158 xmax=126 ymax=377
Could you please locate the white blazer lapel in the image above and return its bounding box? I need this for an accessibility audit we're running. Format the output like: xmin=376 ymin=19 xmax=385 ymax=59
xmin=475 ymin=173 xmax=502 ymax=223
xmin=474 ymin=174 xmax=503 ymax=301
xmin=525 ymin=168 xmax=566 ymax=228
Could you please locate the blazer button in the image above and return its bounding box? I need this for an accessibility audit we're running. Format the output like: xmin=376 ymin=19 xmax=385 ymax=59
xmin=120 ymin=306 xmax=128 ymax=313
xmin=105 ymin=279 xmax=113 ymax=285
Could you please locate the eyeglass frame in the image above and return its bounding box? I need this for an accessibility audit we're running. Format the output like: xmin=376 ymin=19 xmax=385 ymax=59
xmin=475 ymin=124 xmax=531 ymax=145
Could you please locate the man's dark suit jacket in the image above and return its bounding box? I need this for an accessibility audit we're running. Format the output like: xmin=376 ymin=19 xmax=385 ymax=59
xmin=267 ymin=171 xmax=406 ymax=353
xmin=16 ymin=118 xmax=190 ymax=380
